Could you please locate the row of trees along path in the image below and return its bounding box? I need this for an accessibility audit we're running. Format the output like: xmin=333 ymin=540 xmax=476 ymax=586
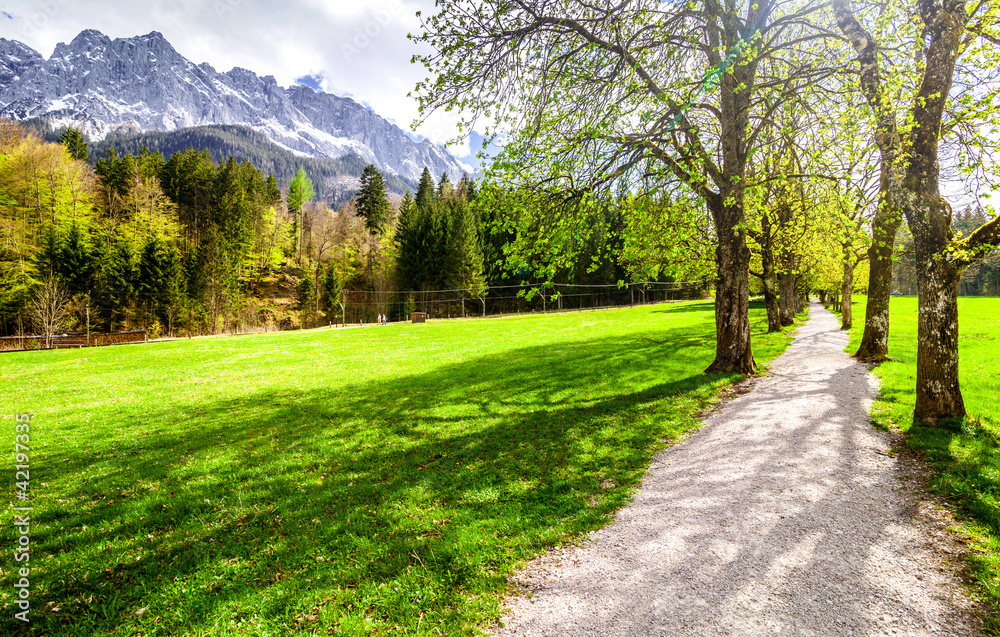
xmin=413 ymin=0 xmax=1000 ymax=427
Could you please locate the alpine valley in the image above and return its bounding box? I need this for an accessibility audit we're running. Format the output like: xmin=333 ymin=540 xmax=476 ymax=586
xmin=0 ymin=29 xmax=471 ymax=199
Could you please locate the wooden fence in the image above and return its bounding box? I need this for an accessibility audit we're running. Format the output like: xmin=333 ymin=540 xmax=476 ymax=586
xmin=0 ymin=330 xmax=147 ymax=353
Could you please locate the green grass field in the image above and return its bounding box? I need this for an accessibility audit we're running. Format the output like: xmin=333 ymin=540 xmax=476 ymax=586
xmin=1 ymin=301 xmax=800 ymax=636
xmin=845 ymin=296 xmax=1000 ymax=623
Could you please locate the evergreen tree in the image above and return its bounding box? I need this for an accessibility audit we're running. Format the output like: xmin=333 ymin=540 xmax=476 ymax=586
xmin=320 ymin=261 xmax=341 ymax=319
xmin=59 ymin=222 xmax=95 ymax=294
xmin=438 ymin=172 xmax=454 ymax=199
xmin=105 ymin=239 xmax=138 ymax=329
xmin=415 ymin=167 xmax=436 ymax=210
xmin=397 ymin=190 xmax=415 ymax=238
xmin=60 ymin=127 xmax=89 ymax=162
xmin=160 ymin=147 xmax=218 ymax=241
xmin=138 ymin=235 xmax=168 ymax=315
xmin=296 ymin=274 xmax=317 ymax=327
xmin=356 ymin=164 xmax=390 ymax=236
xmin=427 ymin=199 xmax=456 ymax=289
xmin=458 ymin=173 xmax=478 ymax=202
xmin=449 ymin=200 xmax=487 ymax=315
xmin=94 ymin=147 xmax=136 ymax=201
xmin=161 ymin=244 xmax=185 ymax=335
xmin=394 ymin=191 xmax=419 ymax=291
xmin=36 ymin=226 xmax=61 ymax=278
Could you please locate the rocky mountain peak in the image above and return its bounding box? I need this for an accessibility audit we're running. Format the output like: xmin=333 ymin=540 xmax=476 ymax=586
xmin=0 ymin=38 xmax=43 ymax=86
xmin=0 ymin=29 xmax=469 ymax=182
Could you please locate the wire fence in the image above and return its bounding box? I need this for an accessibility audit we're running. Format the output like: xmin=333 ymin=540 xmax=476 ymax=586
xmin=334 ymin=280 xmax=712 ymax=325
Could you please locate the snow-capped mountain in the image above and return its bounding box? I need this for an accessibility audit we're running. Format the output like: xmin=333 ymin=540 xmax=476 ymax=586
xmin=0 ymin=30 xmax=468 ymax=182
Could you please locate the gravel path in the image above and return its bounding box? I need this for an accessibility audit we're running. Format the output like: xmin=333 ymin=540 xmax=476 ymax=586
xmin=493 ymin=300 xmax=982 ymax=636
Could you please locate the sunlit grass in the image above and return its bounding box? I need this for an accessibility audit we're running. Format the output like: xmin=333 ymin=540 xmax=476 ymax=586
xmin=1 ymin=301 xmax=800 ymax=636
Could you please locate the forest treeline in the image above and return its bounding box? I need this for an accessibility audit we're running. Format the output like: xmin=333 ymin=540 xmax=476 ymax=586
xmin=0 ymin=120 xmax=709 ymax=340
xmin=26 ymin=121 xmax=416 ymax=204
xmin=2 ymin=118 xmax=994 ymax=342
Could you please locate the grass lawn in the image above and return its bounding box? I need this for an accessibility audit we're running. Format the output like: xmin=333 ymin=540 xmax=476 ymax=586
xmin=1 ymin=301 xmax=801 ymax=636
xmin=845 ymin=296 xmax=1000 ymax=626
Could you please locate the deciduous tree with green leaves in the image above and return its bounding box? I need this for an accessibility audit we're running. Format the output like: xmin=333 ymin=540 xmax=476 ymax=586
xmin=287 ymin=165 xmax=315 ymax=264
xmin=833 ymin=0 xmax=1000 ymax=422
xmin=413 ymin=0 xmax=838 ymax=373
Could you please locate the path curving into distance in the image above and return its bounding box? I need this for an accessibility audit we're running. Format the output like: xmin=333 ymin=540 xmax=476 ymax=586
xmin=493 ymin=300 xmax=982 ymax=636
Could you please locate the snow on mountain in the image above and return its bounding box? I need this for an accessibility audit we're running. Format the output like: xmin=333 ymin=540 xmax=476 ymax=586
xmin=0 ymin=30 xmax=468 ymax=182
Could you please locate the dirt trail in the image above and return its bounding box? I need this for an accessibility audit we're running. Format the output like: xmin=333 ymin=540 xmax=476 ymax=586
xmin=493 ymin=301 xmax=981 ymax=636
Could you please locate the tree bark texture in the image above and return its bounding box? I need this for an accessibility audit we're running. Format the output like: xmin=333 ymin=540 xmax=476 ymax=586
xmin=707 ymin=218 xmax=755 ymax=374
xmin=855 ymin=189 xmax=901 ymax=360
xmin=914 ymin=241 xmax=964 ymax=422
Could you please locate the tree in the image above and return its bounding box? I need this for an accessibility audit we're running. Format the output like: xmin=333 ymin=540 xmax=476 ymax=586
xmin=159 ymin=147 xmax=218 ymax=246
xmin=30 ymin=276 xmax=71 ymax=348
xmin=35 ymin=226 xmax=61 ymax=279
xmin=448 ymin=199 xmax=487 ymax=316
xmin=458 ymin=173 xmax=478 ymax=202
xmin=94 ymin=146 xmax=137 ymax=224
xmin=138 ymin=234 xmax=171 ymax=324
xmin=287 ymin=166 xmax=315 ymax=263
xmin=320 ymin=260 xmax=342 ymax=322
xmin=833 ymin=0 xmax=1000 ymax=422
xmin=438 ymin=172 xmax=454 ymax=200
xmin=103 ymin=238 xmax=138 ymax=330
xmin=826 ymin=135 xmax=876 ymax=331
xmin=59 ymin=222 xmax=96 ymax=295
xmin=414 ymin=0 xmax=837 ymax=373
xmin=60 ymin=127 xmax=89 ymax=162
xmin=415 ymin=167 xmax=435 ymax=210
xmin=619 ymin=195 xmax=715 ymax=289
xmin=356 ymin=164 xmax=390 ymax=236
xmin=296 ymin=274 xmax=317 ymax=328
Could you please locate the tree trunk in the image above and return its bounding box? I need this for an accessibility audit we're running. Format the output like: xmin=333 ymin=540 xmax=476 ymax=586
xmin=706 ymin=217 xmax=755 ymax=374
xmin=778 ymin=271 xmax=796 ymax=326
xmin=913 ymin=241 xmax=964 ymax=422
xmin=855 ymin=178 xmax=902 ymax=361
xmin=763 ymin=272 xmax=782 ymax=333
xmin=841 ymin=259 xmax=855 ymax=330
xmin=759 ymin=218 xmax=782 ymax=333
xmin=900 ymin=2 xmax=969 ymax=424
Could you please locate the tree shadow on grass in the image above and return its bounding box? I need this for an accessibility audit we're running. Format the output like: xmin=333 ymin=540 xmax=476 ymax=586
xmin=5 ymin=324 xmax=737 ymax=636
xmin=650 ymin=300 xmax=717 ymax=314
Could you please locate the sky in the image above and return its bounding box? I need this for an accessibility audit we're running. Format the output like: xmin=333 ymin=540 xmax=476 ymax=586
xmin=0 ymin=0 xmax=494 ymax=170
xmin=0 ymin=2 xmax=993 ymax=208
